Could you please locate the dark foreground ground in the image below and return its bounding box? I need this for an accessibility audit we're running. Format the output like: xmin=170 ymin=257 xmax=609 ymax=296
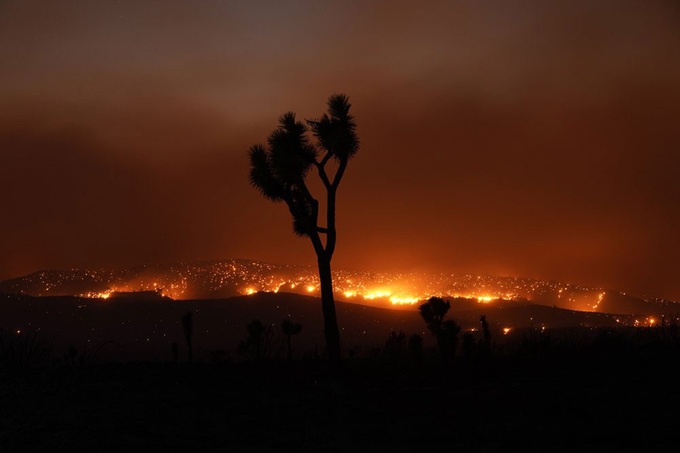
xmin=2 ymin=342 xmax=680 ymax=453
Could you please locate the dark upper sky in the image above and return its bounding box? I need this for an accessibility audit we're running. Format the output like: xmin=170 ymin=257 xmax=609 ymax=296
xmin=1 ymin=0 xmax=679 ymax=300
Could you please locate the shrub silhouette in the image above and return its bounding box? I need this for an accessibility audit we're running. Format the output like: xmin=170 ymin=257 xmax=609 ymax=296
xmin=239 ymin=319 xmax=277 ymax=361
xmin=248 ymin=94 xmax=359 ymax=367
xmin=419 ymin=297 xmax=450 ymax=330
xmin=281 ymin=319 xmax=302 ymax=361
xmin=0 ymin=328 xmax=53 ymax=369
xmin=419 ymin=297 xmax=460 ymax=361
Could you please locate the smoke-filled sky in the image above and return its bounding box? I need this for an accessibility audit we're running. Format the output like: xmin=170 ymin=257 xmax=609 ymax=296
xmin=1 ymin=0 xmax=679 ymax=300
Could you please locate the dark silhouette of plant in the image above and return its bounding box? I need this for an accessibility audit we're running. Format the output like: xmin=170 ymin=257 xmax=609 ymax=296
xmin=0 ymin=328 xmax=53 ymax=369
xmin=419 ymin=296 xmax=460 ymax=361
xmin=248 ymin=94 xmax=359 ymax=366
xmin=419 ymin=297 xmax=450 ymax=332
xmin=419 ymin=297 xmax=447 ymax=355
xmin=281 ymin=319 xmax=302 ymax=361
xmin=182 ymin=311 xmax=193 ymax=363
xmin=239 ymin=319 xmax=277 ymax=361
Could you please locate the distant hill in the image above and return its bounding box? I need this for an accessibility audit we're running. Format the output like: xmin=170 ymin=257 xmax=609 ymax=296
xmin=0 ymin=291 xmax=640 ymax=362
xmin=0 ymin=259 xmax=677 ymax=316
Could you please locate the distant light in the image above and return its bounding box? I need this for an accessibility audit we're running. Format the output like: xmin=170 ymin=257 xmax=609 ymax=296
xmin=364 ymin=290 xmax=392 ymax=300
xmin=389 ymin=295 xmax=419 ymax=305
xmin=503 ymin=327 xmax=511 ymax=335
xmin=476 ymin=295 xmax=496 ymax=303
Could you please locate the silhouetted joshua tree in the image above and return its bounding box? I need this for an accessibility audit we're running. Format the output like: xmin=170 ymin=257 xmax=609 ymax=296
xmin=281 ymin=319 xmax=302 ymax=361
xmin=248 ymin=94 xmax=359 ymax=366
xmin=419 ymin=296 xmax=461 ymax=361
xmin=420 ymin=297 xmax=450 ymax=333
xmin=239 ymin=319 xmax=276 ymax=361
xmin=182 ymin=311 xmax=193 ymax=363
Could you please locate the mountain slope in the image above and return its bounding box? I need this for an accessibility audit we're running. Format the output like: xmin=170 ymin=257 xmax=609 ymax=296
xmin=0 ymin=259 xmax=676 ymax=315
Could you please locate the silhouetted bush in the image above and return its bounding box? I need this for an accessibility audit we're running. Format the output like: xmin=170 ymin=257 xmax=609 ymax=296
xmin=419 ymin=297 xmax=460 ymax=361
xmin=238 ymin=319 xmax=278 ymax=361
xmin=0 ymin=329 xmax=53 ymax=369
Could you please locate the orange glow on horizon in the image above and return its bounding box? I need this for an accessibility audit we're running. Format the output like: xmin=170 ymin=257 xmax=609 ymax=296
xmin=237 ymin=283 xmax=429 ymax=306
xmin=81 ymin=290 xmax=112 ymax=299
xmin=389 ymin=295 xmax=421 ymax=305
xmin=474 ymin=295 xmax=496 ymax=303
xmin=67 ymin=265 xmax=616 ymax=315
xmin=232 ymin=283 xmax=516 ymax=307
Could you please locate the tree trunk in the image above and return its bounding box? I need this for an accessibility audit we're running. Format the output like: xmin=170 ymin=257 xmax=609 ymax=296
xmin=318 ymin=256 xmax=341 ymax=365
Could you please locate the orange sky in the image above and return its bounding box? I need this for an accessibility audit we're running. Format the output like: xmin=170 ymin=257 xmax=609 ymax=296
xmin=1 ymin=1 xmax=679 ymax=300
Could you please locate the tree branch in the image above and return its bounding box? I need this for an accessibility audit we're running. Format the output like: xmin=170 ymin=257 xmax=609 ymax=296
xmin=315 ymin=160 xmax=332 ymax=190
xmin=331 ymin=159 xmax=347 ymax=190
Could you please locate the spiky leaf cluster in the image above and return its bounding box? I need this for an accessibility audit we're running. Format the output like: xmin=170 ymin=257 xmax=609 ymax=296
xmin=249 ymin=94 xmax=358 ymax=239
xmin=249 ymin=113 xmax=318 ymax=235
xmin=309 ymin=94 xmax=359 ymax=161
xmin=267 ymin=112 xmax=317 ymax=182
xmin=288 ymin=187 xmax=315 ymax=236
xmin=419 ymin=296 xmax=451 ymax=331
